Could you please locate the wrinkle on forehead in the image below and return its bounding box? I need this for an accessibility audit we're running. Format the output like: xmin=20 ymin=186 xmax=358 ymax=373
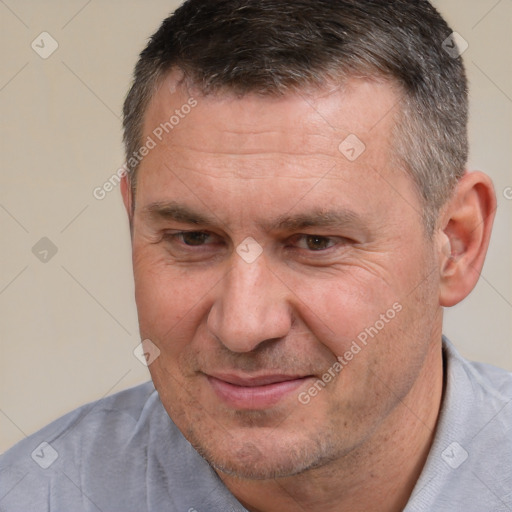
xmin=143 ymin=75 xmax=400 ymax=150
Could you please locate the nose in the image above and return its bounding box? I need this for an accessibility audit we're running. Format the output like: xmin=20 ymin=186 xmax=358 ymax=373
xmin=206 ymin=253 xmax=292 ymax=353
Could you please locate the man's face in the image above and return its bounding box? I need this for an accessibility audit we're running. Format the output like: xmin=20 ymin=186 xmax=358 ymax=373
xmin=127 ymin=74 xmax=443 ymax=479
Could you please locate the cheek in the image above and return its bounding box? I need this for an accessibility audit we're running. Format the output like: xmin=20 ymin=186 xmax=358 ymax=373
xmin=284 ymin=250 xmax=434 ymax=393
xmin=287 ymin=267 xmax=403 ymax=358
xmin=132 ymin=248 xmax=210 ymax=347
xmin=133 ymin=255 xmax=213 ymax=402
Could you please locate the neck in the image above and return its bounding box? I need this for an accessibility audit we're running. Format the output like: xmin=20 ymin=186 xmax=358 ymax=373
xmin=218 ymin=340 xmax=444 ymax=512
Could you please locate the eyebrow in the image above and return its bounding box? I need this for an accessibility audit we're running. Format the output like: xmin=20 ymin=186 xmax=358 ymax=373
xmin=268 ymin=208 xmax=365 ymax=232
xmin=141 ymin=201 xmax=367 ymax=232
xmin=142 ymin=201 xmax=218 ymax=226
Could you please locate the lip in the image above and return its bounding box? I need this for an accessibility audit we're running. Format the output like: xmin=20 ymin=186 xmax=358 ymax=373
xmin=206 ymin=373 xmax=312 ymax=409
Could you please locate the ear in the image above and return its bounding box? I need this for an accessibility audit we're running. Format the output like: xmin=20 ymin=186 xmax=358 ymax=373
xmin=437 ymin=171 xmax=496 ymax=307
xmin=120 ymin=171 xmax=134 ymax=232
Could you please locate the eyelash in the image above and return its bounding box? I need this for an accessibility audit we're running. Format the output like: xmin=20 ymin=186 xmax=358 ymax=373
xmin=170 ymin=231 xmax=215 ymax=246
xmin=163 ymin=231 xmax=349 ymax=253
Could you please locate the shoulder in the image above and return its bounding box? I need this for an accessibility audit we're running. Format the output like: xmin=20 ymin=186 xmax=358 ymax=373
xmin=445 ymin=338 xmax=512 ymax=419
xmin=407 ymin=338 xmax=512 ymax=511
xmin=0 ymin=382 xmax=165 ymax=510
xmin=1 ymin=380 xmax=159 ymax=461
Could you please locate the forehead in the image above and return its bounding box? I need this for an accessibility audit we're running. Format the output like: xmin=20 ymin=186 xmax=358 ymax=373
xmin=141 ymin=72 xmax=401 ymax=163
xmin=135 ymin=72 xmax=418 ymax=229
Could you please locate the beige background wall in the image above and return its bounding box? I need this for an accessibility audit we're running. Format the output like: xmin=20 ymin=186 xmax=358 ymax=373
xmin=1 ymin=0 xmax=511 ymax=453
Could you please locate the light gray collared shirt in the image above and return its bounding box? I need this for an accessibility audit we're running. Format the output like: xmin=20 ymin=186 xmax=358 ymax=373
xmin=1 ymin=337 xmax=511 ymax=511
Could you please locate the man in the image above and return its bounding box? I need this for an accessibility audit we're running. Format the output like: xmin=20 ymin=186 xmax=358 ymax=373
xmin=1 ymin=0 xmax=510 ymax=510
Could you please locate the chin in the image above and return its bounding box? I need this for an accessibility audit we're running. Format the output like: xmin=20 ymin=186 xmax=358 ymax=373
xmin=189 ymin=429 xmax=340 ymax=480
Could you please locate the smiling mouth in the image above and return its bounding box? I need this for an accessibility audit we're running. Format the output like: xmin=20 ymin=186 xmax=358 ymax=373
xmin=205 ymin=373 xmax=313 ymax=409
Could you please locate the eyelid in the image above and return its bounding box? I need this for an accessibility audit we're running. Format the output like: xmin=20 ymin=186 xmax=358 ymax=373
xmin=290 ymin=233 xmax=349 ymax=243
xmin=162 ymin=229 xmax=221 ymax=246
xmin=161 ymin=230 xmax=354 ymax=251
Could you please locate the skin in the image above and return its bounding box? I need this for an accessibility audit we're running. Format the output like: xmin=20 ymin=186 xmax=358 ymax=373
xmin=121 ymin=71 xmax=496 ymax=512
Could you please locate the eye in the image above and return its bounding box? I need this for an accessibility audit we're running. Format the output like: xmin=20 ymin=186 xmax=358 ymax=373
xmin=159 ymin=230 xmax=226 ymax=263
xmin=176 ymin=231 xmax=212 ymax=246
xmin=294 ymin=235 xmax=338 ymax=251
xmin=163 ymin=230 xmax=217 ymax=247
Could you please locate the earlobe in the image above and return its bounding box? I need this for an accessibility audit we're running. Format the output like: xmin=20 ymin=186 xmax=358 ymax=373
xmin=438 ymin=171 xmax=496 ymax=307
